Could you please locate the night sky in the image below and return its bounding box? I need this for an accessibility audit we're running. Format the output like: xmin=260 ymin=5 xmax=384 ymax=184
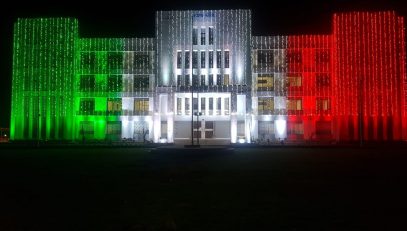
xmin=1 ymin=0 xmax=406 ymax=128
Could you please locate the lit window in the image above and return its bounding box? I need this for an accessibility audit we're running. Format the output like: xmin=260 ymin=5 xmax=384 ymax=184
xmin=316 ymin=98 xmax=330 ymax=111
xmin=224 ymin=74 xmax=230 ymax=85
xmin=177 ymin=98 xmax=182 ymax=115
xmin=287 ymin=76 xmax=302 ymax=87
xmin=257 ymin=75 xmax=273 ymax=91
xmin=209 ymin=98 xmax=213 ymax=115
xmin=107 ymin=98 xmax=122 ymax=115
xmin=134 ymin=98 xmax=149 ymax=115
xmin=258 ymin=97 xmax=274 ymax=115
xmin=287 ymin=98 xmax=302 ymax=111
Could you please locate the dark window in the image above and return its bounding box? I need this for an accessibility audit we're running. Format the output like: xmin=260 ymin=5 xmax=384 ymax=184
xmin=192 ymin=75 xmax=199 ymax=86
xmin=216 ymin=51 xmax=222 ymax=68
xmin=257 ymin=50 xmax=273 ymax=67
xmin=177 ymin=51 xmax=182 ymax=69
xmin=200 ymin=75 xmax=205 ymax=86
xmin=192 ymin=28 xmax=198 ymax=45
xmin=209 ymin=74 xmax=214 ymax=86
xmin=185 ymin=75 xmax=190 ymax=86
xmin=80 ymin=75 xmax=95 ymax=91
xmin=216 ymin=74 xmax=222 ymax=85
xmin=224 ymin=51 xmax=230 ymax=68
xmin=201 ymin=51 xmax=205 ymax=68
xmin=134 ymin=75 xmax=149 ymax=91
xmin=107 ymin=52 xmax=123 ymax=70
xmin=209 ymin=51 xmax=213 ymax=68
xmin=287 ymin=51 xmax=302 ymax=63
xmin=193 ymin=98 xmax=198 ymax=110
xmin=201 ymin=28 xmax=206 ymax=45
xmin=316 ymin=74 xmax=330 ymax=87
xmin=177 ymin=75 xmax=182 ymax=86
xmin=133 ymin=53 xmax=150 ymax=69
xmin=185 ymin=51 xmax=190 ymax=69
xmin=192 ymin=51 xmax=198 ymax=69
xmin=80 ymin=98 xmax=95 ymax=114
xmin=108 ymin=75 xmax=122 ymax=92
xmin=315 ymin=50 xmax=330 ymax=63
xmin=81 ymin=52 xmax=96 ymax=70
xmin=209 ymin=27 xmax=214 ymax=45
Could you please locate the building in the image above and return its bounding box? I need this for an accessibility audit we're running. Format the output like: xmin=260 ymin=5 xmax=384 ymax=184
xmin=10 ymin=10 xmax=407 ymax=143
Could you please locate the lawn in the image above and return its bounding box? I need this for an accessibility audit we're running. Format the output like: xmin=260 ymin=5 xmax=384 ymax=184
xmin=0 ymin=146 xmax=406 ymax=230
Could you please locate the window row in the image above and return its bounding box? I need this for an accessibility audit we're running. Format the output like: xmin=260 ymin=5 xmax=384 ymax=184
xmin=80 ymin=52 xmax=152 ymax=70
xmin=78 ymin=98 xmax=149 ymax=115
xmin=79 ymin=75 xmax=150 ymax=92
xmin=177 ymin=50 xmax=229 ymax=69
xmin=255 ymin=50 xmax=330 ymax=67
xmin=176 ymin=97 xmax=230 ymax=116
xmin=257 ymin=98 xmax=330 ymax=114
xmin=192 ymin=27 xmax=214 ymax=45
xmin=176 ymin=74 xmax=230 ymax=86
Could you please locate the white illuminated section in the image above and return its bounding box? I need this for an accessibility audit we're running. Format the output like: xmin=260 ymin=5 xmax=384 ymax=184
xmin=275 ymin=119 xmax=287 ymax=139
xmin=236 ymin=63 xmax=243 ymax=84
xmin=167 ymin=112 xmax=173 ymax=143
xmin=231 ymin=114 xmax=237 ymax=143
xmin=121 ymin=119 xmax=132 ymax=139
xmin=153 ymin=113 xmax=160 ymax=143
xmin=162 ymin=57 xmax=169 ymax=86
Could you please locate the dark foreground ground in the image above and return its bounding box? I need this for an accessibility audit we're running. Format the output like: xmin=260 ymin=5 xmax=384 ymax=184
xmin=0 ymin=146 xmax=407 ymax=230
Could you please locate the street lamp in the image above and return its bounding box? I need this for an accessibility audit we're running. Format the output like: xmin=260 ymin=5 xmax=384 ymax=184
xmin=194 ymin=111 xmax=202 ymax=145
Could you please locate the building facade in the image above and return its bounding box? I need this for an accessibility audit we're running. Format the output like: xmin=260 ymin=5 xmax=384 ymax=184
xmin=10 ymin=10 xmax=407 ymax=143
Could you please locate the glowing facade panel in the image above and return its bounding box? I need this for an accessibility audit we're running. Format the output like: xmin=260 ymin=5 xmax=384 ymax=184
xmin=9 ymin=10 xmax=407 ymax=143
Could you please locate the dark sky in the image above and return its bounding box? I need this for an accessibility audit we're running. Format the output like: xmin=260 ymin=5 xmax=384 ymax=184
xmin=1 ymin=0 xmax=406 ymax=127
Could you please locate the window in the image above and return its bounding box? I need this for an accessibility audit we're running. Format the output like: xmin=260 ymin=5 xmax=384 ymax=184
xmin=209 ymin=51 xmax=213 ymax=68
xmin=224 ymin=50 xmax=230 ymax=68
xmin=133 ymin=52 xmax=150 ymax=69
xmin=216 ymin=50 xmax=222 ymax=68
xmin=209 ymin=74 xmax=214 ymax=86
xmin=258 ymin=97 xmax=274 ymax=115
xmin=201 ymin=28 xmax=206 ymax=45
xmin=209 ymin=98 xmax=213 ymax=115
xmin=192 ymin=28 xmax=198 ymax=45
xmin=107 ymin=98 xmax=122 ymax=115
xmin=192 ymin=51 xmax=198 ymax=68
xmin=224 ymin=98 xmax=230 ymax=115
xmin=288 ymin=122 xmax=304 ymax=135
xmin=177 ymin=51 xmax=182 ymax=69
xmin=134 ymin=75 xmax=149 ymax=91
xmin=185 ymin=75 xmax=190 ymax=86
xmin=316 ymin=74 xmax=330 ymax=88
xmin=224 ymin=74 xmax=230 ymax=85
xmin=185 ymin=51 xmax=190 ymax=69
xmin=209 ymin=27 xmax=214 ymax=45
xmin=287 ymin=50 xmax=302 ymax=63
xmin=316 ymin=98 xmax=330 ymax=111
xmin=134 ymin=98 xmax=149 ymax=115
xmin=201 ymin=98 xmax=205 ymax=115
xmin=107 ymin=52 xmax=123 ymax=70
xmin=216 ymin=97 xmax=221 ymax=115
xmin=287 ymin=76 xmax=302 ymax=87
xmin=80 ymin=121 xmax=94 ymax=135
xmin=287 ymin=98 xmax=302 ymax=111
xmin=108 ymin=75 xmax=122 ymax=92
xmin=216 ymin=74 xmax=222 ymax=85
xmin=201 ymin=51 xmax=206 ymax=68
xmin=80 ymin=75 xmax=95 ymax=91
xmin=200 ymin=75 xmax=205 ymax=86
xmin=185 ymin=98 xmax=190 ymax=115
xmin=315 ymin=50 xmax=330 ymax=63
xmin=80 ymin=98 xmax=95 ymax=115
xmin=81 ymin=52 xmax=96 ymax=70
xmin=177 ymin=98 xmax=182 ymax=115
xmin=257 ymin=50 xmax=273 ymax=67
xmin=192 ymin=75 xmax=199 ymax=86
xmin=257 ymin=75 xmax=273 ymax=91
xmin=193 ymin=97 xmax=198 ymax=111
xmin=177 ymin=75 xmax=182 ymax=86
xmin=106 ymin=121 xmax=121 ymax=135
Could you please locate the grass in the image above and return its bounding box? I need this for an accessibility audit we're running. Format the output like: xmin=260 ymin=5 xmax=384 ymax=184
xmin=0 ymin=146 xmax=406 ymax=230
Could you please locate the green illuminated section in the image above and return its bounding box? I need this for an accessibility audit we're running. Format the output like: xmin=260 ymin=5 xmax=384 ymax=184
xmin=74 ymin=38 xmax=125 ymax=140
xmin=10 ymin=18 xmax=78 ymax=140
